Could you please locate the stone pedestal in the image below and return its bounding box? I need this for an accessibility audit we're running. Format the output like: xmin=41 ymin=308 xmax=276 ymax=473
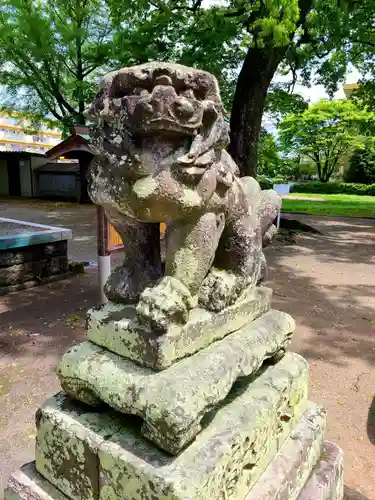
xmin=5 ymin=290 xmax=344 ymax=500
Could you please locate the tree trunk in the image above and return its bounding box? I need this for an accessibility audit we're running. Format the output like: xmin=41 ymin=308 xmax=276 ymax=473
xmin=228 ymin=0 xmax=314 ymax=178
xmin=228 ymin=45 xmax=288 ymax=177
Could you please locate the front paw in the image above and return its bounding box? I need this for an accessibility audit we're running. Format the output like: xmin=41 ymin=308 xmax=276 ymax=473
xmin=136 ymin=276 xmax=194 ymax=333
xmin=198 ymin=269 xmax=239 ymax=312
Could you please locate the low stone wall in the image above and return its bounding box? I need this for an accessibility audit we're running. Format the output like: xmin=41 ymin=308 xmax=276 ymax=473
xmin=0 ymin=240 xmax=69 ymax=294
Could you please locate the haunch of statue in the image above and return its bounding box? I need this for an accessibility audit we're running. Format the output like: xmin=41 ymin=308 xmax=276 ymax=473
xmin=86 ymin=62 xmax=281 ymax=331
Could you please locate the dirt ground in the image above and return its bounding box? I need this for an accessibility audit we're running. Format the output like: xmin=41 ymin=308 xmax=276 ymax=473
xmin=0 ymin=200 xmax=374 ymax=497
xmin=267 ymin=215 xmax=375 ymax=498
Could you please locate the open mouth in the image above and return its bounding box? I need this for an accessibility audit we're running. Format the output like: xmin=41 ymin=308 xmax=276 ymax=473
xmin=148 ymin=117 xmax=198 ymax=127
xmin=134 ymin=118 xmax=199 ymax=137
xmin=149 ymin=117 xmax=176 ymax=124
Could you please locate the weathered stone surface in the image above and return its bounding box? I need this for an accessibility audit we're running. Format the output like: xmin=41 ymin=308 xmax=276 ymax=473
xmin=0 ymin=273 xmax=71 ymax=296
xmin=59 ymin=309 xmax=294 ymax=453
xmin=298 ymin=441 xmax=344 ymax=500
xmin=87 ymin=285 xmax=272 ymax=370
xmin=0 ymin=256 xmax=68 ymax=286
xmin=37 ymin=352 xmax=308 ymax=500
xmin=35 ymin=394 xmax=125 ymax=500
xmin=4 ymin=462 xmax=68 ymax=500
xmin=86 ymin=62 xmax=281 ymax=330
xmin=0 ymin=241 xmax=67 ymax=267
xmin=246 ymin=402 xmax=326 ymax=500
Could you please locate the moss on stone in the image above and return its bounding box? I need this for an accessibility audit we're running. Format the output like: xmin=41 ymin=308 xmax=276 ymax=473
xmin=58 ymin=309 xmax=295 ymax=454
xmin=39 ymin=352 xmax=308 ymax=500
xmin=86 ymin=286 xmax=272 ymax=370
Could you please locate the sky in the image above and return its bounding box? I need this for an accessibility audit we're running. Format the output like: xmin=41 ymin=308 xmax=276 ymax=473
xmin=273 ymin=68 xmax=361 ymax=103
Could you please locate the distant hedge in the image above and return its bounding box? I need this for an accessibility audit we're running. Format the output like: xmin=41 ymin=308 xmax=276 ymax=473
xmin=290 ymin=181 xmax=375 ymax=196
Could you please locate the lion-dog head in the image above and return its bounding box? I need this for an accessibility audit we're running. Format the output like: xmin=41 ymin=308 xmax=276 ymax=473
xmin=86 ymin=63 xmax=237 ymax=221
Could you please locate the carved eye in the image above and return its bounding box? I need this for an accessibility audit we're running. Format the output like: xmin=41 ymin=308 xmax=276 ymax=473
xmin=179 ymin=89 xmax=195 ymax=99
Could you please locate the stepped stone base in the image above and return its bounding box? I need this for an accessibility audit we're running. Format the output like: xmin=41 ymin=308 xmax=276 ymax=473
xmin=34 ymin=352 xmax=308 ymax=500
xmin=5 ymin=462 xmax=66 ymax=500
xmin=246 ymin=403 xmax=327 ymax=500
xmin=5 ymin=418 xmax=344 ymax=500
xmin=298 ymin=441 xmax=344 ymax=500
xmin=58 ymin=309 xmax=295 ymax=454
xmin=86 ymin=285 xmax=272 ymax=369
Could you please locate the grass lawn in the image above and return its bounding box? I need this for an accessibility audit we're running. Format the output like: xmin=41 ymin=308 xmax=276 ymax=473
xmin=282 ymin=193 xmax=375 ymax=218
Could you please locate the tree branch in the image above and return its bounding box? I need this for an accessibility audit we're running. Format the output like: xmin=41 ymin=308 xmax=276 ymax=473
xmin=82 ymin=63 xmax=101 ymax=77
xmin=16 ymin=66 xmax=64 ymax=121
xmin=350 ymin=39 xmax=375 ymax=48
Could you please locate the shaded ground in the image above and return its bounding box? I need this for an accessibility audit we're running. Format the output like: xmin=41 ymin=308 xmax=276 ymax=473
xmin=0 ymin=271 xmax=96 ymax=493
xmin=0 ymin=200 xmax=374 ymax=497
xmin=266 ymin=215 xmax=375 ymax=498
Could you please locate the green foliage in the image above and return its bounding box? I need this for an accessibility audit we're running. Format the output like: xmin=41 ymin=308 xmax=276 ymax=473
xmin=265 ymin=86 xmax=308 ymax=122
xmin=258 ymin=177 xmax=274 ymax=190
xmin=275 ymin=158 xmax=300 ymax=179
xmin=340 ymin=0 xmax=375 ymax=78
xmin=351 ymin=81 xmax=375 ymax=111
xmin=344 ymin=142 xmax=375 ymax=184
xmin=107 ymin=0 xmax=303 ymax=112
xmin=1 ymin=0 xmax=375 ymax=179
xmin=90 ymin=0 xmax=375 ymax=117
xmin=0 ymin=0 xmax=115 ymax=126
xmin=274 ymin=158 xmax=316 ymax=180
xmin=258 ymin=129 xmax=282 ymax=177
xmin=296 ymin=162 xmax=316 ymax=177
xmin=290 ymin=181 xmax=375 ymax=196
xmin=278 ymin=99 xmax=375 ymax=183
xmin=281 ymin=0 xmax=375 ymax=98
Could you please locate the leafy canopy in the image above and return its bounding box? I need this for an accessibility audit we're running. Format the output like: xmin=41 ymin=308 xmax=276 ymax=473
xmin=258 ymin=128 xmax=281 ymax=177
xmin=265 ymin=86 xmax=308 ymax=122
xmin=0 ymin=0 xmax=303 ymax=125
xmin=2 ymin=0 xmax=375 ymax=178
xmin=278 ymin=99 xmax=375 ymax=182
xmin=0 ymin=0 xmax=115 ymax=129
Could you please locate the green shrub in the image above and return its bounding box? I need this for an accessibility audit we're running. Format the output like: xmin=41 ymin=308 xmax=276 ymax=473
xmin=258 ymin=177 xmax=273 ymax=190
xmin=290 ymin=181 xmax=375 ymax=196
xmin=344 ymin=145 xmax=375 ymax=184
xmin=273 ymin=177 xmax=288 ymax=184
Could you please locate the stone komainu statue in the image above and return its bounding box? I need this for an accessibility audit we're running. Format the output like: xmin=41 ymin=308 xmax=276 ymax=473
xmin=86 ymin=62 xmax=281 ymax=331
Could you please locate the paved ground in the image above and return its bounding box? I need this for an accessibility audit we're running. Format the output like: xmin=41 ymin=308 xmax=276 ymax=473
xmin=0 ymin=199 xmax=374 ymax=497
